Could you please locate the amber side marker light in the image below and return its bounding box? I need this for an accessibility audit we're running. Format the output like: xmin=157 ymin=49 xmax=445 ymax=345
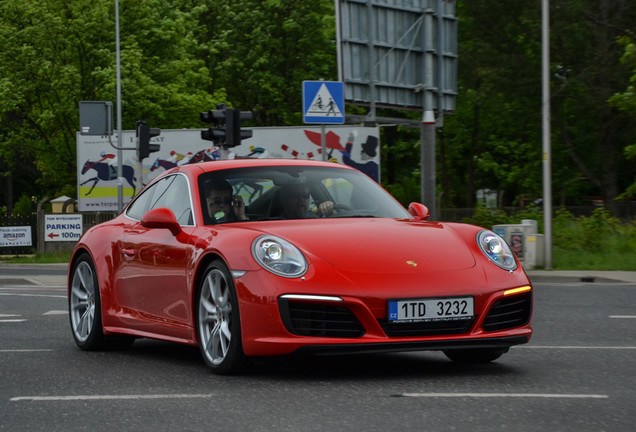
xmin=504 ymin=286 xmax=532 ymax=296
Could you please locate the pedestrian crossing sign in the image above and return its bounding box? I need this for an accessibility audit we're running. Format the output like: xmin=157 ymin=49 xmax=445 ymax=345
xmin=303 ymin=81 xmax=345 ymax=124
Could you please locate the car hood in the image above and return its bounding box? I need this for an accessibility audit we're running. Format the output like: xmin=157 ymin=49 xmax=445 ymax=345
xmin=254 ymin=218 xmax=476 ymax=273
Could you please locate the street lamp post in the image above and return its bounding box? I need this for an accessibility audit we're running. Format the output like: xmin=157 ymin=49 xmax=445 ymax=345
xmin=542 ymin=0 xmax=553 ymax=269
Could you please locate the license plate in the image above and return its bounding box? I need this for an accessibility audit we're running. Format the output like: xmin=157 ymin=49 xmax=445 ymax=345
xmin=388 ymin=296 xmax=474 ymax=323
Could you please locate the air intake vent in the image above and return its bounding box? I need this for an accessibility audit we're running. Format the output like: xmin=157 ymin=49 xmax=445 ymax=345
xmin=483 ymin=292 xmax=532 ymax=332
xmin=379 ymin=318 xmax=474 ymax=337
xmin=279 ymin=301 xmax=365 ymax=338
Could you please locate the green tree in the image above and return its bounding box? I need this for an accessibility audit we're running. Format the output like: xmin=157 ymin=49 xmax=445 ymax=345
xmin=432 ymin=0 xmax=636 ymax=214
xmin=441 ymin=1 xmax=543 ymax=208
xmin=609 ymin=34 xmax=636 ymax=199
xmin=195 ymin=0 xmax=337 ymax=125
xmin=0 ymin=0 xmax=216 ymax=212
xmin=1 ymin=0 xmax=635 ymax=216
xmin=550 ymin=0 xmax=636 ymax=214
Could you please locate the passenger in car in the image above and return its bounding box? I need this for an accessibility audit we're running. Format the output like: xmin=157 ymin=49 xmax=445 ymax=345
xmin=206 ymin=179 xmax=247 ymax=222
xmin=279 ymin=183 xmax=334 ymax=219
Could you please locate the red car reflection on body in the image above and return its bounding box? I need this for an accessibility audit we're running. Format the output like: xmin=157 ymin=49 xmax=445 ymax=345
xmin=68 ymin=159 xmax=532 ymax=374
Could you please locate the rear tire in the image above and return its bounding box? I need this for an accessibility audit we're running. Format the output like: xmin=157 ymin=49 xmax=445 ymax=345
xmin=69 ymin=253 xmax=135 ymax=351
xmin=196 ymin=260 xmax=246 ymax=374
xmin=443 ymin=348 xmax=508 ymax=363
xmin=69 ymin=254 xmax=106 ymax=350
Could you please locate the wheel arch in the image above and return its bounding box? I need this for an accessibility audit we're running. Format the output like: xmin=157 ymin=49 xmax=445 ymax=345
xmin=68 ymin=246 xmax=94 ymax=293
xmin=68 ymin=243 xmax=118 ymax=331
xmin=191 ymin=252 xmax=228 ymax=339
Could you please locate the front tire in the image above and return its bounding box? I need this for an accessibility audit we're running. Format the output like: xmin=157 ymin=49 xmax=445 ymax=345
xmin=196 ymin=260 xmax=246 ymax=374
xmin=443 ymin=348 xmax=508 ymax=363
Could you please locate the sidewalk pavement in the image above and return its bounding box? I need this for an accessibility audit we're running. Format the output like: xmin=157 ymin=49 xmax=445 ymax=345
xmin=0 ymin=263 xmax=68 ymax=287
xmin=525 ymin=269 xmax=636 ymax=284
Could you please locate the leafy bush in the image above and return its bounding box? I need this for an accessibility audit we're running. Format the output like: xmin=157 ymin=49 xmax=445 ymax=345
xmin=465 ymin=206 xmax=636 ymax=270
xmin=384 ymin=175 xmax=421 ymax=207
xmin=461 ymin=207 xmax=513 ymax=228
xmin=12 ymin=195 xmax=36 ymax=216
xmin=553 ymin=207 xmax=632 ymax=252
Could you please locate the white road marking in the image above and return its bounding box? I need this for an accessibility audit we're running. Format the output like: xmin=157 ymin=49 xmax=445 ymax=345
xmin=0 ymin=286 xmax=66 ymax=291
xmin=0 ymin=313 xmax=26 ymax=322
xmin=0 ymin=293 xmax=66 ymax=299
xmin=399 ymin=393 xmax=609 ymax=399
xmin=43 ymin=310 xmax=68 ymax=315
xmin=519 ymin=346 xmax=636 ymax=350
xmin=0 ymin=349 xmax=53 ymax=353
xmin=11 ymin=394 xmax=215 ymax=402
xmin=609 ymin=315 xmax=636 ymax=319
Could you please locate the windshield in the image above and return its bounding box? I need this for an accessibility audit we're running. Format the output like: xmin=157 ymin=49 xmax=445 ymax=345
xmin=197 ymin=165 xmax=411 ymax=224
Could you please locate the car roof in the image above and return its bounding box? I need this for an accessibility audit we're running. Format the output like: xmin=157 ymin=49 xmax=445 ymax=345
xmin=165 ymin=158 xmax=357 ymax=175
xmin=203 ymin=158 xmax=353 ymax=172
xmin=140 ymin=159 xmax=361 ymax=194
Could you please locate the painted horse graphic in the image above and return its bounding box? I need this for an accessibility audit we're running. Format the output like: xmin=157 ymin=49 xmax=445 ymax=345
xmin=80 ymin=160 xmax=137 ymax=196
xmin=150 ymin=158 xmax=177 ymax=172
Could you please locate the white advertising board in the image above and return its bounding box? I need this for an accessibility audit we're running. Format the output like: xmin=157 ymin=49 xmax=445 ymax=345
xmin=44 ymin=214 xmax=83 ymax=242
xmin=76 ymin=126 xmax=380 ymax=212
xmin=0 ymin=226 xmax=32 ymax=247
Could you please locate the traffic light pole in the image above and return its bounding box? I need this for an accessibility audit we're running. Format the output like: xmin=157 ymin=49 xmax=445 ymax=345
xmin=136 ymin=133 xmax=144 ymax=188
xmin=115 ymin=0 xmax=123 ymax=213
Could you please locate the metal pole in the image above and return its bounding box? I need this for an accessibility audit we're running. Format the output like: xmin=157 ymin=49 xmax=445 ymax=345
xmin=366 ymin=0 xmax=377 ymax=122
xmin=542 ymin=0 xmax=553 ymax=269
xmin=321 ymin=124 xmax=327 ymax=161
xmin=335 ymin=0 xmax=343 ymax=82
xmin=435 ymin=0 xmax=444 ymax=128
xmin=421 ymin=110 xmax=436 ymax=220
xmin=115 ymin=0 xmax=123 ymax=212
xmin=420 ymin=6 xmax=436 ymax=219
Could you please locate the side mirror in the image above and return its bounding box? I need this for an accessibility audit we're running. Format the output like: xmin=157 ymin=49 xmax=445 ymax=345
xmin=408 ymin=202 xmax=431 ymax=220
xmin=141 ymin=207 xmax=182 ymax=236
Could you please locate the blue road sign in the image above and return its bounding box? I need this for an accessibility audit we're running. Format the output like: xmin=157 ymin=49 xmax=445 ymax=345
xmin=303 ymin=81 xmax=345 ymax=124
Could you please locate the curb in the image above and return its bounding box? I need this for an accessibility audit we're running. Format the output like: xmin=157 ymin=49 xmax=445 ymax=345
xmin=526 ymin=270 xmax=636 ymax=284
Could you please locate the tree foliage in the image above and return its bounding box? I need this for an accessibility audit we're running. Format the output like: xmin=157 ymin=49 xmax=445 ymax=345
xmin=609 ymin=33 xmax=636 ymax=199
xmin=0 ymin=0 xmax=216 ymax=213
xmin=196 ymin=0 xmax=337 ymax=124
xmin=0 ymin=0 xmax=635 ymax=216
xmin=437 ymin=0 xmax=636 ymax=212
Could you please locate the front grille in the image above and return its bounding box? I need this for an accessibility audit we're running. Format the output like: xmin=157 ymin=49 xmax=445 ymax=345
xmin=379 ymin=318 xmax=475 ymax=337
xmin=483 ymin=292 xmax=532 ymax=332
xmin=279 ymin=301 xmax=365 ymax=338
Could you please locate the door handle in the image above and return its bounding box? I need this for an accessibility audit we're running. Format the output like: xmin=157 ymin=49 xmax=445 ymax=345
xmin=122 ymin=247 xmax=135 ymax=258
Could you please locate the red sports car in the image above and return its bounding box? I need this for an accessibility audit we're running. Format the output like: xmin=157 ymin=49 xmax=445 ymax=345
xmin=68 ymin=159 xmax=532 ymax=374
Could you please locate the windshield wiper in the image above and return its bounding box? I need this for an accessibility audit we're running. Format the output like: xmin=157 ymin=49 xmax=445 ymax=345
xmin=334 ymin=214 xmax=377 ymax=218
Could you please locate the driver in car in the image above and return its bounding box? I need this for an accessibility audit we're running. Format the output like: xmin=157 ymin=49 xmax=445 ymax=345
xmin=280 ymin=183 xmax=334 ymax=219
xmin=207 ymin=179 xmax=247 ymax=222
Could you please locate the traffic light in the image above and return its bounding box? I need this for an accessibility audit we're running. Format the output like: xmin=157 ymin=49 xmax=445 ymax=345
xmin=201 ymin=104 xmax=252 ymax=148
xmin=227 ymin=109 xmax=253 ymax=147
xmin=137 ymin=120 xmax=161 ymax=161
xmin=200 ymin=104 xmax=228 ymax=144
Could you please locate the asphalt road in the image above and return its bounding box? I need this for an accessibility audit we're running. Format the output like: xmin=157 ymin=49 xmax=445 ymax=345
xmin=0 ymin=265 xmax=634 ymax=432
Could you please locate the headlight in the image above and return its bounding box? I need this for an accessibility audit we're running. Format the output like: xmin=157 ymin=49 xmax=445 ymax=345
xmin=476 ymin=230 xmax=518 ymax=271
xmin=251 ymin=235 xmax=307 ymax=278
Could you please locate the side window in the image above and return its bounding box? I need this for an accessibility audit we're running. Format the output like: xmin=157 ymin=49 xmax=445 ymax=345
xmin=150 ymin=175 xmax=193 ymax=226
xmin=126 ymin=190 xmax=152 ymax=221
xmin=126 ymin=175 xmax=193 ymax=225
xmin=126 ymin=177 xmax=172 ymax=220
